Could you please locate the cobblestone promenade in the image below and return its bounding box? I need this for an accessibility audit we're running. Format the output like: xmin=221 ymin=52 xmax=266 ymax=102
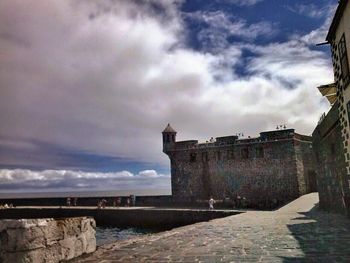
xmin=72 ymin=193 xmax=350 ymax=262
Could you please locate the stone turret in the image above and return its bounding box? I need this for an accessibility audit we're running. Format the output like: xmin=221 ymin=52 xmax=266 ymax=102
xmin=162 ymin=123 xmax=177 ymax=153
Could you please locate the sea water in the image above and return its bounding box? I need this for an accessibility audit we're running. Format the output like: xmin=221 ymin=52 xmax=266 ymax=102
xmin=95 ymin=226 xmax=159 ymax=246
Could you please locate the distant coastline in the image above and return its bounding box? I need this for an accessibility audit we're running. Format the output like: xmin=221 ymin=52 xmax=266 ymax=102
xmin=0 ymin=188 xmax=171 ymax=199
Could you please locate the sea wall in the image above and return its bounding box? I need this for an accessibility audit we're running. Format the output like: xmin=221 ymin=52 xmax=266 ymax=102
xmin=0 ymin=217 xmax=96 ymax=263
xmin=0 ymin=208 xmax=239 ymax=229
xmin=0 ymin=195 xmax=239 ymax=209
xmin=0 ymin=195 xmax=173 ymax=207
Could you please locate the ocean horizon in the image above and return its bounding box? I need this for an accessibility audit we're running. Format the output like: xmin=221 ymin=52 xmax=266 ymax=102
xmin=0 ymin=188 xmax=172 ymax=199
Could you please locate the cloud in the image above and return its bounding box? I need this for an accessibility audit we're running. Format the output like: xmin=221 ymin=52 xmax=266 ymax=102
xmin=186 ymin=11 xmax=277 ymax=51
xmin=0 ymin=169 xmax=170 ymax=192
xmin=137 ymin=170 xmax=160 ymax=178
xmin=297 ymin=4 xmax=337 ymax=45
xmin=286 ymin=3 xmax=331 ymax=19
xmin=0 ymin=0 xmax=334 ymax=176
xmin=221 ymin=0 xmax=263 ymax=7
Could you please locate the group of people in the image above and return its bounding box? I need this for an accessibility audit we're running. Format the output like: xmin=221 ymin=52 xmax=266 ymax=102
xmin=0 ymin=203 xmax=13 ymax=209
xmin=208 ymin=195 xmax=248 ymax=210
xmin=97 ymin=195 xmax=136 ymax=209
xmin=65 ymin=195 xmax=137 ymax=208
xmin=66 ymin=197 xmax=78 ymax=206
xmin=97 ymin=199 xmax=108 ymax=209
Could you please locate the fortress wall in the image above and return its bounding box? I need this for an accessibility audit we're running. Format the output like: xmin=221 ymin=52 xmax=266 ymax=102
xmin=312 ymin=103 xmax=349 ymax=215
xmin=0 ymin=217 xmax=96 ymax=263
xmin=169 ymin=138 xmax=305 ymax=208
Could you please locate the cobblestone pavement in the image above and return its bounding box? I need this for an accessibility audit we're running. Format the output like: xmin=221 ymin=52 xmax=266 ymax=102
xmin=72 ymin=193 xmax=350 ymax=262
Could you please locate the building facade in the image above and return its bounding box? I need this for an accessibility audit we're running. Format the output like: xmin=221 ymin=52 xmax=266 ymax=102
xmin=162 ymin=124 xmax=316 ymax=209
xmin=312 ymin=0 xmax=350 ymax=216
xmin=326 ymin=0 xmax=350 ymax=174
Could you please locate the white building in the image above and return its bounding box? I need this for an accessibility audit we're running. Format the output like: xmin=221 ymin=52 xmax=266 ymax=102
xmin=326 ymin=0 xmax=350 ymax=175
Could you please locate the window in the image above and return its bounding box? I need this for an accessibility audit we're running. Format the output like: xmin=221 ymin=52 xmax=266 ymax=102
xmin=241 ymin=148 xmax=249 ymax=159
xmin=256 ymin=147 xmax=264 ymax=158
xmin=166 ymin=134 xmax=170 ymax=143
xmin=338 ymin=34 xmax=350 ymax=87
xmin=227 ymin=150 xmax=234 ymax=160
xmin=217 ymin=151 xmax=222 ymax=161
xmin=330 ymin=143 xmax=336 ymax=155
xmin=348 ymin=101 xmax=350 ymax=127
xmin=315 ymin=152 xmax=320 ymax=163
xmin=202 ymin=152 xmax=208 ymax=162
xmin=190 ymin=153 xmax=196 ymax=163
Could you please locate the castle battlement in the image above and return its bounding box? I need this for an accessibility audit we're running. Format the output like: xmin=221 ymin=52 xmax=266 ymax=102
xmin=163 ymin=128 xmax=310 ymax=152
xmin=162 ymin=124 xmax=316 ymax=209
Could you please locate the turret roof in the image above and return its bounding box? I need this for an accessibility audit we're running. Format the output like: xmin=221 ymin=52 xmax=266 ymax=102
xmin=162 ymin=123 xmax=177 ymax=133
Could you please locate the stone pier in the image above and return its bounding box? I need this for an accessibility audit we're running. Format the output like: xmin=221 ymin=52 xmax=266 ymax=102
xmin=71 ymin=193 xmax=350 ymax=262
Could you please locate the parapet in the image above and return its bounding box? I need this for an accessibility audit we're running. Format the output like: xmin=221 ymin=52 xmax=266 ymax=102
xmin=164 ymin=128 xmax=306 ymax=152
xmin=260 ymin=129 xmax=295 ymax=140
xmin=215 ymin=135 xmax=238 ymax=144
xmin=175 ymin=140 xmax=198 ymax=149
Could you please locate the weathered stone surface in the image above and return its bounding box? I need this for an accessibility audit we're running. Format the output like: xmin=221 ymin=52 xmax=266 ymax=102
xmin=0 ymin=217 xmax=96 ymax=263
xmin=71 ymin=193 xmax=350 ymax=263
xmin=163 ymin=127 xmax=316 ymax=209
xmin=312 ymin=102 xmax=349 ymax=216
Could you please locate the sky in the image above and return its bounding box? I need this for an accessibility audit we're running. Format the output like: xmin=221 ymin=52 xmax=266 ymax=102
xmin=0 ymin=0 xmax=338 ymax=194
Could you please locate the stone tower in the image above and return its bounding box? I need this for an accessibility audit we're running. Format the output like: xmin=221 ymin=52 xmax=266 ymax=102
xmin=162 ymin=123 xmax=177 ymax=153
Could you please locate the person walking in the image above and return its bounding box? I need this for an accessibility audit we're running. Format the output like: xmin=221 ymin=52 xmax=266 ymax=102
xmin=209 ymin=197 xmax=215 ymax=210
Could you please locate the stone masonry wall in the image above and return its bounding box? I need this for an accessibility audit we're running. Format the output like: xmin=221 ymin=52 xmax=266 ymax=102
xmin=0 ymin=217 xmax=96 ymax=263
xmin=294 ymin=136 xmax=317 ymax=195
xmin=312 ymin=103 xmax=349 ymax=215
xmin=167 ymin=133 xmax=313 ymax=209
xmin=329 ymin=0 xmax=350 ymax=176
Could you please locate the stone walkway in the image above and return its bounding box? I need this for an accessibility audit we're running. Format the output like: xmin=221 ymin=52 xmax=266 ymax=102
xmin=72 ymin=193 xmax=350 ymax=262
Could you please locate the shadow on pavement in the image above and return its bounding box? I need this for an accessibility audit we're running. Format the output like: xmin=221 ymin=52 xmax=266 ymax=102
xmin=281 ymin=203 xmax=350 ymax=262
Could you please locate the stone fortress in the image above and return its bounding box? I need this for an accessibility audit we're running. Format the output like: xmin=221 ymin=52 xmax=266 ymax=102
xmin=162 ymin=124 xmax=317 ymax=209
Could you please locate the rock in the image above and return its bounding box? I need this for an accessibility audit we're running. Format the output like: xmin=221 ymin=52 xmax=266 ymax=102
xmin=0 ymin=217 xmax=96 ymax=263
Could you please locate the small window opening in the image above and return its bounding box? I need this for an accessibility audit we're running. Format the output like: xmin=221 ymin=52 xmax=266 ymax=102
xmin=347 ymin=101 xmax=350 ymax=126
xmin=330 ymin=143 xmax=336 ymax=155
xmin=217 ymin=151 xmax=222 ymax=161
xmin=241 ymin=148 xmax=249 ymax=159
xmin=202 ymin=152 xmax=208 ymax=162
xmin=227 ymin=150 xmax=234 ymax=159
xmin=339 ymin=34 xmax=350 ymax=87
xmin=256 ymin=147 xmax=264 ymax=158
xmin=190 ymin=153 xmax=197 ymax=163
